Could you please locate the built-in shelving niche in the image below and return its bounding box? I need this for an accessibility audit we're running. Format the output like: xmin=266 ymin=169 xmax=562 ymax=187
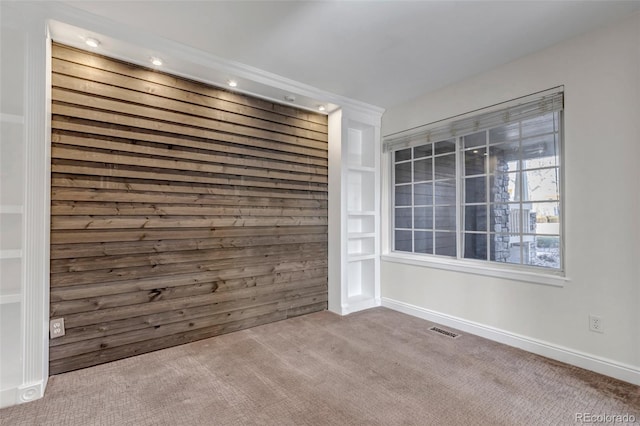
xmin=0 ymin=12 xmax=31 ymax=409
xmin=330 ymin=112 xmax=381 ymax=315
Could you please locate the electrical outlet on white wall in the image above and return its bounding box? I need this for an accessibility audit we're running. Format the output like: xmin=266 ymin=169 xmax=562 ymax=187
xmin=589 ymin=315 xmax=604 ymax=333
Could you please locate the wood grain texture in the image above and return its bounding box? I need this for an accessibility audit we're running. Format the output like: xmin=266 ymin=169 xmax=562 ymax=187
xmin=51 ymin=46 xmax=327 ymax=126
xmin=50 ymin=43 xmax=328 ymax=374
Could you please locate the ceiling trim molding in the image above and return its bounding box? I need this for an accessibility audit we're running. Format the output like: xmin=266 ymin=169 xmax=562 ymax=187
xmin=35 ymin=1 xmax=384 ymax=117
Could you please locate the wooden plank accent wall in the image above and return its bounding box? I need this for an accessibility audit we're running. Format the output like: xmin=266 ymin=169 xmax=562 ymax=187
xmin=49 ymin=43 xmax=328 ymax=374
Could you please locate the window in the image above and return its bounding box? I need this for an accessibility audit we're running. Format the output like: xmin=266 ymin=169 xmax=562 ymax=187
xmin=386 ymin=91 xmax=563 ymax=272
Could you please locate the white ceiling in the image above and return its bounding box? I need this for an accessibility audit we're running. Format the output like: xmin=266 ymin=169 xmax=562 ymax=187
xmin=63 ymin=1 xmax=640 ymax=109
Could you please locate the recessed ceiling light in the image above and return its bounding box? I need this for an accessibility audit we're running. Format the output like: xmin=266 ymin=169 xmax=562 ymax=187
xmin=150 ymin=57 xmax=163 ymax=66
xmin=85 ymin=38 xmax=100 ymax=48
xmin=228 ymin=80 xmax=238 ymax=88
xmin=318 ymin=105 xmax=326 ymax=112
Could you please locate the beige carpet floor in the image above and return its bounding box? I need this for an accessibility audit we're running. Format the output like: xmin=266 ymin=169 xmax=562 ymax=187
xmin=1 ymin=307 xmax=639 ymax=425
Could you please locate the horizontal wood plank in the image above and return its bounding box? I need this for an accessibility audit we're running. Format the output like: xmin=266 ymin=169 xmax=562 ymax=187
xmin=52 ymin=44 xmax=328 ymax=126
xmin=52 ymin=131 xmax=327 ymax=176
xmin=51 ymin=57 xmax=328 ymax=134
xmin=52 ymin=161 xmax=327 ymax=192
xmin=52 ymin=107 xmax=327 ymax=160
xmin=53 ymin=116 xmax=328 ymax=167
xmin=50 ymin=242 xmax=327 ymax=273
xmin=52 ymin=88 xmax=327 ymax=151
xmin=51 ymin=276 xmax=327 ymax=317
xmin=51 ymin=175 xmax=328 ymax=200
xmin=51 ymin=252 xmax=327 ymax=287
xmin=53 ymin=72 xmax=328 ymax=142
xmin=50 ymin=287 xmax=328 ymax=361
xmin=52 ymin=145 xmax=327 ymax=184
xmin=51 ymin=233 xmax=328 ymax=260
xmin=51 ymin=215 xmax=328 ymax=230
xmin=51 ymin=188 xmax=327 ymax=209
xmin=54 ymin=279 xmax=326 ymax=329
xmin=51 ymin=201 xmax=327 ymax=217
xmin=51 ymin=225 xmax=327 ymax=244
xmin=51 ymin=267 xmax=328 ymax=302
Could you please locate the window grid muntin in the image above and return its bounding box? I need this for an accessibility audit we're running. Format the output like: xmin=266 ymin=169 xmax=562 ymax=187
xmin=393 ymin=144 xmax=459 ymax=257
xmin=461 ymin=129 xmax=490 ymax=260
xmin=392 ymin=111 xmax=562 ymax=271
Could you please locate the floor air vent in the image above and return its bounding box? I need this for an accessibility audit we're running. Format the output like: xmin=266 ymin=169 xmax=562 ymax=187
xmin=429 ymin=326 xmax=461 ymax=339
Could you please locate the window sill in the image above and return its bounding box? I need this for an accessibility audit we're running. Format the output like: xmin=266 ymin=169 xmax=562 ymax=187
xmin=381 ymin=252 xmax=569 ymax=287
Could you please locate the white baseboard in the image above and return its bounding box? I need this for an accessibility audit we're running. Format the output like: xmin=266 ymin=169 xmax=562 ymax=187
xmin=382 ymin=297 xmax=640 ymax=386
xmin=0 ymin=380 xmax=45 ymax=409
xmin=0 ymin=387 xmax=17 ymax=409
xmin=341 ymin=297 xmax=381 ymax=315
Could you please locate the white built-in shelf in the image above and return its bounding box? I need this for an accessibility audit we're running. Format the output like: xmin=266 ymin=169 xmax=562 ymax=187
xmin=330 ymin=111 xmax=381 ymax=316
xmin=344 ymin=295 xmax=378 ymax=313
xmin=348 ymin=234 xmax=375 ymax=257
xmin=347 ymin=211 xmax=376 ymax=216
xmin=346 ymin=127 xmax=375 ymax=169
xmin=0 ymin=294 xmax=21 ymax=305
xmin=0 ymin=113 xmax=24 ymax=124
xmin=347 ymin=215 xmax=375 ymax=235
xmin=0 ymin=250 xmax=22 ymax=260
xmin=348 ymin=254 xmax=376 ymax=262
xmin=348 ymin=232 xmax=376 ymax=239
xmin=0 ymin=206 xmax=23 ymax=214
xmin=347 ymin=165 xmax=376 ymax=173
xmin=347 ymin=294 xmax=373 ymax=303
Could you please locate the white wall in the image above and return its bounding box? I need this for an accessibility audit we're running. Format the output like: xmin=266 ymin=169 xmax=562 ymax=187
xmin=381 ymin=12 xmax=640 ymax=382
xmin=0 ymin=2 xmax=50 ymax=408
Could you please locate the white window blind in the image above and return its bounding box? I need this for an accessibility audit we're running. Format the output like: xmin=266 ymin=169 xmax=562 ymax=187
xmin=383 ymin=89 xmax=564 ymax=153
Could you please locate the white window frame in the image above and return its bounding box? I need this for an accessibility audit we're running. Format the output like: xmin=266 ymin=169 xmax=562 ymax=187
xmin=382 ymin=89 xmax=568 ymax=287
